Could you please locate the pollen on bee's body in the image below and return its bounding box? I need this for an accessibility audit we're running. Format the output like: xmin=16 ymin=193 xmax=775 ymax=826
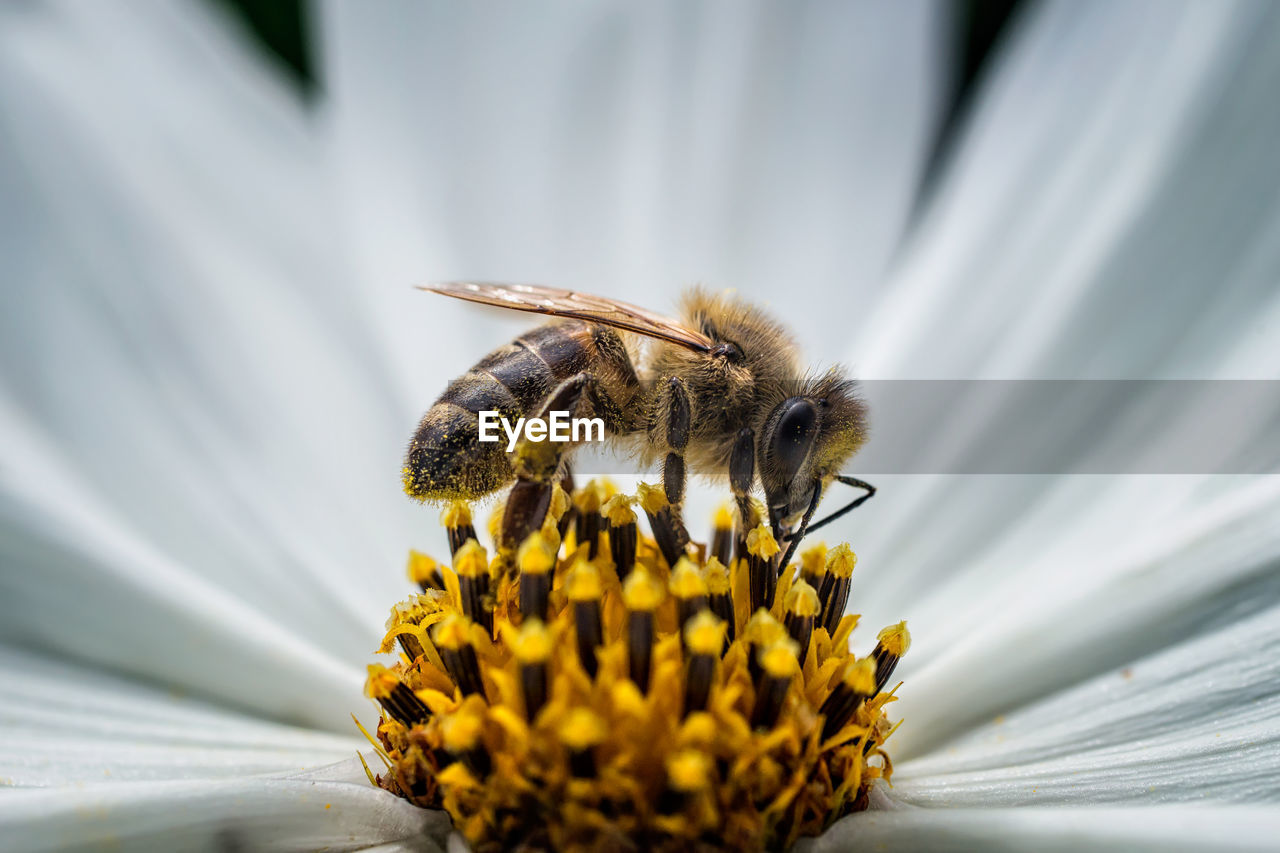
xmin=361 ymin=483 xmax=910 ymax=852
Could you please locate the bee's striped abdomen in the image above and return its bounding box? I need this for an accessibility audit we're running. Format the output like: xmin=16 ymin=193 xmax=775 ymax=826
xmin=403 ymin=321 xmax=617 ymax=502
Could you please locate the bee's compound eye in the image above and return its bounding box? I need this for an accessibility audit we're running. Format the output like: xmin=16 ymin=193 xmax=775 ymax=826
xmin=771 ymin=398 xmax=817 ymax=481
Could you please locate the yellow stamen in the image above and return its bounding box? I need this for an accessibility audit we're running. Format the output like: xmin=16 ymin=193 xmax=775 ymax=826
xmin=876 ymin=620 xmax=912 ymax=657
xmin=361 ymin=484 xmax=908 ymax=850
xmin=684 ymin=611 xmax=727 ymax=657
xmin=622 ymin=565 xmax=665 ymax=612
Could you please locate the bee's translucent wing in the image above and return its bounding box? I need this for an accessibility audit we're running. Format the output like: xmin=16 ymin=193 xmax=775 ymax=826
xmin=423 ymin=282 xmax=714 ymax=352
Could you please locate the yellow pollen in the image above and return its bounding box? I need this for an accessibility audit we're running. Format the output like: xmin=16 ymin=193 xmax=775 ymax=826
xmin=441 ymin=500 xmax=472 ymax=529
xmin=365 ymin=664 xmax=401 ymax=700
xmin=384 ymin=591 xmax=446 ymax=631
xmin=361 ymin=484 xmax=908 ymax=851
xmin=406 ymin=550 xmax=442 ymax=587
xmin=669 ymin=558 xmax=708 ymax=599
xmin=636 ymin=481 xmax=668 ymax=515
xmin=744 ymin=609 xmax=786 ymax=646
xmin=760 ymin=639 xmax=801 ymax=678
xmin=603 ymin=493 xmax=636 ymax=527
xmin=684 ymin=611 xmax=727 ymax=656
xmin=746 ymin=523 xmax=780 ymax=560
xmin=453 ymin=539 xmax=488 ymax=577
xmin=564 ymin=558 xmax=602 ymax=601
xmin=703 ymin=557 xmax=731 ymax=595
xmin=877 ymin=620 xmax=911 ymax=656
xmin=558 ymin=708 xmax=607 ymax=751
xmin=666 ymin=749 xmax=712 ymax=793
xmin=517 ymin=530 xmax=556 ymax=575
xmin=486 ymin=503 xmax=504 ymax=543
xmin=678 ymin=713 xmax=717 ymax=748
xmin=784 ymin=578 xmax=821 ymax=617
xmin=622 ymin=565 xmax=665 ymax=611
xmin=432 ymin=613 xmax=472 ymax=651
xmin=510 ymin=619 xmax=554 ymax=664
xmin=547 ymin=483 xmax=571 ymax=524
xmin=441 ymin=705 xmax=485 ymax=751
xmin=827 ymin=543 xmax=857 ymax=578
xmin=841 ymin=657 xmax=877 ymax=695
xmin=573 ymin=482 xmax=601 ymax=513
xmin=800 ymin=542 xmax=828 ymax=576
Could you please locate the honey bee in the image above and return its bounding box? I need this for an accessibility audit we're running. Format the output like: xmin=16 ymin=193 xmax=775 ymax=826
xmin=404 ymin=283 xmax=875 ymax=567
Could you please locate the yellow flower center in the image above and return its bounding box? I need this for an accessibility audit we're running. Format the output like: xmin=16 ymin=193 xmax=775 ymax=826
xmin=359 ymin=480 xmax=908 ymax=851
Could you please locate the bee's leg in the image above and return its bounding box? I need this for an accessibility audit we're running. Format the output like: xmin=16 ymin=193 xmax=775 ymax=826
xmin=502 ymin=372 xmax=622 ymax=551
xmin=728 ymin=427 xmax=758 ymax=563
xmin=654 ymin=377 xmax=693 ymax=561
xmin=502 ymin=375 xmax=588 ymax=549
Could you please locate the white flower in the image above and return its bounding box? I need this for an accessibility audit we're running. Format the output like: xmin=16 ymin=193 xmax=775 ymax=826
xmin=2 ymin=0 xmax=1279 ymax=850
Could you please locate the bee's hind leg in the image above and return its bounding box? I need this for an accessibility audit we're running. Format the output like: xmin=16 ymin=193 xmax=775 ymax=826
xmin=502 ymin=372 xmax=617 ymax=551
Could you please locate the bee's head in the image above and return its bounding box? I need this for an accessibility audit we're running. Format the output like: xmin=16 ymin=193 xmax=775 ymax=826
xmin=758 ymin=373 xmax=867 ymax=529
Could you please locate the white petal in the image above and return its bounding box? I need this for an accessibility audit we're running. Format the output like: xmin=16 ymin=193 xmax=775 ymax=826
xmin=0 ymin=645 xmax=369 ymax=786
xmin=0 ymin=0 xmax=433 ymax=719
xmin=0 ymin=400 xmax=369 ymax=732
xmin=802 ymin=805 xmax=1280 ymax=853
xmin=856 ymin=0 xmax=1280 ymax=381
xmin=889 ymin=475 xmax=1280 ymax=759
xmin=319 ymin=0 xmax=946 ymax=391
xmin=0 ymin=774 xmax=449 ymax=853
xmin=889 ymin=599 xmax=1280 ymax=805
xmin=820 ymin=0 xmax=1280 ymax=754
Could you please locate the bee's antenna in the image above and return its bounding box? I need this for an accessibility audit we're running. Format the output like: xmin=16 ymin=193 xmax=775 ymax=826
xmin=799 ymin=476 xmax=876 ymax=538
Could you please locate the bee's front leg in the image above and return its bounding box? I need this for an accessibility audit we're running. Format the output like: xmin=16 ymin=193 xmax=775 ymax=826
xmin=728 ymin=426 xmax=758 ymax=562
